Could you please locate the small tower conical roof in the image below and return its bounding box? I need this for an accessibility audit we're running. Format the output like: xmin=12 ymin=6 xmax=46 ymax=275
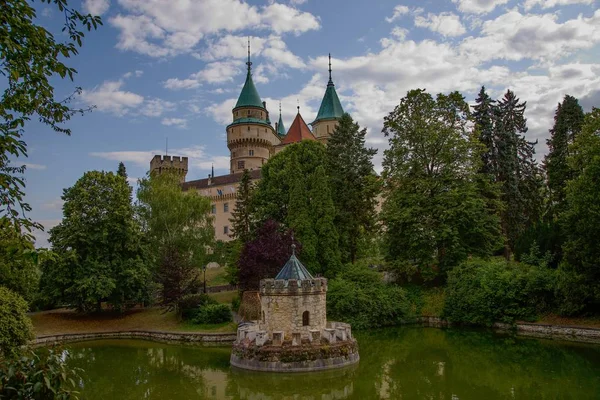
xmin=280 ymin=108 xmax=316 ymax=145
xmin=275 ymin=244 xmax=314 ymax=281
xmin=234 ymin=41 xmax=264 ymax=110
xmin=312 ymin=54 xmax=344 ymax=125
xmin=277 ymin=103 xmax=286 ymax=136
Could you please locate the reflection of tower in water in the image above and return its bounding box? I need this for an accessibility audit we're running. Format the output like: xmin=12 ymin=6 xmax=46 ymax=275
xmin=231 ymin=364 xmax=358 ymax=400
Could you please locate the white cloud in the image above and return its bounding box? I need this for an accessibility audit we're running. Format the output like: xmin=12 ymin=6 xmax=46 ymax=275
xmin=139 ymin=98 xmax=176 ymax=117
xmin=42 ymin=199 xmax=64 ymax=211
xmin=391 ymin=27 xmax=409 ymax=40
xmin=110 ymin=0 xmax=319 ymax=58
xmin=83 ymin=0 xmax=110 ymax=16
xmin=161 ymin=117 xmax=188 ymax=128
xmin=452 ymin=0 xmax=510 ymax=14
xmin=164 ymin=60 xmax=243 ymax=90
xmin=290 ymin=0 xmax=307 ymax=4
xmin=414 ymin=12 xmax=467 ymax=37
xmin=81 ymin=80 xmax=144 ymax=116
xmin=24 ymin=163 xmax=47 ymax=170
xmin=523 ymin=0 xmax=594 ymax=11
xmin=386 ymin=5 xmax=410 ymax=23
xmin=123 ymin=69 xmax=144 ymax=78
xmin=460 ymin=9 xmax=600 ymax=63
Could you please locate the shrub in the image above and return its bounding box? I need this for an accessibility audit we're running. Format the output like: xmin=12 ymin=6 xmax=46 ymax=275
xmin=178 ymin=294 xmax=217 ymax=320
xmin=0 ymin=348 xmax=81 ymax=399
xmin=0 ymin=287 xmax=33 ymax=357
xmin=327 ymin=263 xmax=414 ymax=329
xmin=192 ymin=304 xmax=232 ymax=324
xmin=444 ymin=258 xmax=555 ymax=326
xmin=231 ymin=295 xmax=241 ymax=312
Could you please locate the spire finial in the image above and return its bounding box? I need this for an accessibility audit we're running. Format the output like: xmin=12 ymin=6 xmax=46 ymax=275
xmin=246 ymin=37 xmax=252 ymax=72
xmin=297 ymin=99 xmax=300 ymax=114
xmin=328 ymin=53 xmax=332 ymax=80
xmin=211 ymin=163 xmax=214 ymax=178
xmin=279 ymin=101 xmax=282 ymax=116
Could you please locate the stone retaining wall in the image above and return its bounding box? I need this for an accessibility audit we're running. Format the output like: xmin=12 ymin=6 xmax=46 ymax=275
xmin=33 ymin=330 xmax=236 ymax=346
xmin=418 ymin=316 xmax=600 ymax=344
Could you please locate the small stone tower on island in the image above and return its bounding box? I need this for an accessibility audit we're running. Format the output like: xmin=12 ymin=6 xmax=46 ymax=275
xmin=231 ymin=246 xmax=359 ymax=372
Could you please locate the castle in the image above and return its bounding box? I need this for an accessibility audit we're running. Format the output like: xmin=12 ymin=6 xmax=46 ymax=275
xmin=150 ymin=48 xmax=345 ymax=241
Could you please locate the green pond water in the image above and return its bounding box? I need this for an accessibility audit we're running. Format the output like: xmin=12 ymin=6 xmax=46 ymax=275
xmin=62 ymin=327 xmax=600 ymax=400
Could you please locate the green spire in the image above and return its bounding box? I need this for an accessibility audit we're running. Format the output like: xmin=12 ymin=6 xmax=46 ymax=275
xmin=312 ymin=53 xmax=344 ymax=124
xmin=277 ymin=102 xmax=286 ymax=136
xmin=234 ymin=39 xmax=264 ymax=110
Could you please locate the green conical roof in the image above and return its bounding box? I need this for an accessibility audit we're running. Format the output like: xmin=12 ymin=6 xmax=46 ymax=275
xmin=235 ymin=69 xmax=264 ymax=109
xmin=275 ymin=245 xmax=314 ymax=282
xmin=277 ymin=112 xmax=286 ymax=136
xmin=312 ymin=54 xmax=344 ymax=124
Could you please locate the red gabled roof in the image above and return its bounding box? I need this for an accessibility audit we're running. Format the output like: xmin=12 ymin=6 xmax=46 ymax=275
xmin=280 ymin=112 xmax=316 ymax=145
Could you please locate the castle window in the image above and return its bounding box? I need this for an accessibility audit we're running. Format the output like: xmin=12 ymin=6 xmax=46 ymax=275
xmin=211 ymin=204 xmax=216 ymax=214
xmin=249 ymin=149 xmax=254 ymax=156
xmin=247 ymin=110 xmax=250 ymax=115
xmin=248 ymin=126 xmax=250 ymax=131
xmin=224 ymin=202 xmax=229 ymax=212
xmin=327 ymin=125 xmax=330 ymax=134
xmin=237 ymin=160 xmax=245 ymax=170
xmin=223 ymin=225 xmax=229 ymax=235
xmin=302 ymin=311 xmax=310 ymax=326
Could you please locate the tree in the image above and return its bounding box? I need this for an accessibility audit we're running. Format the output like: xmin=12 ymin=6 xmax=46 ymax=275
xmin=229 ymin=169 xmax=253 ymax=243
xmin=381 ymin=89 xmax=502 ymax=280
xmin=1 ymin=0 xmax=101 ymax=234
xmin=495 ymin=90 xmax=542 ymax=259
xmin=0 ymin=219 xmax=39 ymax=303
xmin=544 ymin=95 xmax=585 ymax=215
xmin=0 ymin=286 xmax=33 ymax=357
xmin=238 ymin=220 xmax=299 ymax=291
xmin=556 ymin=108 xmax=600 ymax=315
xmin=325 ymin=113 xmax=379 ymax=263
xmin=41 ymin=171 xmax=150 ymax=312
xmin=472 ymin=86 xmax=497 ymax=176
xmin=137 ymin=172 xmax=214 ymax=311
xmin=117 ymin=162 xmax=128 ymax=179
xmin=253 ymin=141 xmax=342 ymax=276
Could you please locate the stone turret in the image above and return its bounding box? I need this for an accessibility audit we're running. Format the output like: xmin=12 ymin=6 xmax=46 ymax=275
xmin=311 ymin=54 xmax=344 ymax=144
xmin=226 ymin=41 xmax=280 ymax=174
xmin=230 ymin=245 xmax=359 ymax=372
xmin=149 ymin=155 xmax=188 ymax=182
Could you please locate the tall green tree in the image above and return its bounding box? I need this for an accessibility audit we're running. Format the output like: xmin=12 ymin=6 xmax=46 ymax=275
xmin=381 ymin=89 xmax=502 ymax=280
xmin=544 ymin=95 xmax=585 ymax=214
xmin=229 ymin=169 xmax=253 ymax=243
xmin=137 ymin=172 xmax=214 ymax=310
xmin=556 ymin=108 xmax=600 ymax=315
xmin=0 ymin=219 xmax=39 ymax=303
xmin=41 ymin=171 xmax=150 ymax=312
xmin=495 ymin=90 xmax=542 ymax=259
xmin=0 ymin=0 xmax=101 ymax=234
xmin=325 ymin=113 xmax=379 ymax=263
xmin=473 ymin=86 xmax=497 ymax=176
xmin=253 ymin=141 xmax=342 ymax=276
xmin=117 ymin=162 xmax=128 ymax=179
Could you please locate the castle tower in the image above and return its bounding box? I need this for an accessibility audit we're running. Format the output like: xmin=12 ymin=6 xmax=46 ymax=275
xmin=227 ymin=41 xmax=280 ymax=174
xmin=275 ymin=102 xmax=286 ymax=137
xmin=149 ymin=155 xmax=188 ymax=182
xmin=310 ymin=54 xmax=344 ymax=144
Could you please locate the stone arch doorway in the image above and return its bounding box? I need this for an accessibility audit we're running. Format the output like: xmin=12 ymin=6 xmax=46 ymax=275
xmin=302 ymin=311 xmax=310 ymax=326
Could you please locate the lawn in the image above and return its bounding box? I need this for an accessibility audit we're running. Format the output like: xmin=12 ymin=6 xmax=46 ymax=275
xmin=208 ymin=290 xmax=238 ymax=304
xmin=204 ymin=266 xmax=230 ymax=287
xmin=30 ymin=307 xmax=237 ymax=337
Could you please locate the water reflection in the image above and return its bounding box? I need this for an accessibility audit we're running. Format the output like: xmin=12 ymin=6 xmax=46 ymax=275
xmin=64 ymin=328 xmax=600 ymax=400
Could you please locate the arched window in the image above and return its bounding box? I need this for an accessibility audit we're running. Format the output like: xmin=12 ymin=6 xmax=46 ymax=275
xmin=302 ymin=311 xmax=310 ymax=326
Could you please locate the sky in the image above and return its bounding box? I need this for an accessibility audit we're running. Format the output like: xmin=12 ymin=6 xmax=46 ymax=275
xmin=17 ymin=0 xmax=600 ymax=246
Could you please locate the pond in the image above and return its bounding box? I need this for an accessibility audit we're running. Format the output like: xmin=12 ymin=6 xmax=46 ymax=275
xmin=63 ymin=327 xmax=600 ymax=399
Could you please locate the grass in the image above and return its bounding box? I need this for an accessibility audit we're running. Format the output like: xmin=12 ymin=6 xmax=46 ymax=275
xmin=204 ymin=267 xmax=229 ymax=287
xmin=30 ymin=307 xmax=237 ymax=337
xmin=208 ymin=290 xmax=238 ymax=304
xmin=421 ymin=287 xmax=446 ymax=317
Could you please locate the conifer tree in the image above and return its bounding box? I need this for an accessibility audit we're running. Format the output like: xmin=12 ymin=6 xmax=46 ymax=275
xmin=544 ymin=95 xmax=585 ymax=214
xmin=309 ymin=165 xmax=342 ymax=277
xmin=472 ymin=86 xmax=496 ymax=176
xmin=495 ymin=90 xmax=542 ymax=259
xmin=117 ymin=162 xmax=127 ymax=179
xmin=326 ymin=113 xmax=379 ymax=263
xmin=230 ymin=169 xmax=254 ymax=243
